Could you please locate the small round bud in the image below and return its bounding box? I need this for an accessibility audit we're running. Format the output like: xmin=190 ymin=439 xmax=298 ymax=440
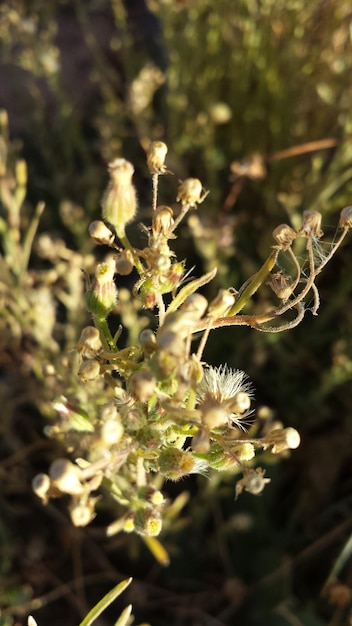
xmin=150 ymin=490 xmax=165 ymax=506
xmin=272 ymin=224 xmax=297 ymax=249
xmin=88 ymin=220 xmax=115 ymax=246
xmin=77 ymin=326 xmax=102 ymax=357
xmin=177 ymin=178 xmax=204 ymax=207
xmin=100 ymin=418 xmax=124 ymax=446
xmin=301 ymin=210 xmax=323 ymax=238
xmin=339 ymin=206 xmax=352 ymax=229
xmin=115 ymin=249 xmax=134 ymax=275
xmin=123 ymin=514 xmax=135 ymax=533
xmin=32 ymin=473 xmax=51 ymax=502
xmin=129 ymin=370 xmax=157 ymax=403
xmin=234 ymin=442 xmax=255 ymax=462
xmin=147 ymin=141 xmax=168 ymax=174
xmin=78 ymin=359 xmax=101 ymax=382
xmin=49 ymin=459 xmax=83 ymax=495
xmin=101 ymin=158 xmax=137 ymax=238
xmin=152 ymin=205 xmax=174 ymax=235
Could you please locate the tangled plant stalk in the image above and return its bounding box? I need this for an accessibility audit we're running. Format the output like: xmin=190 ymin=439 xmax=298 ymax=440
xmin=32 ymin=140 xmax=352 ymax=552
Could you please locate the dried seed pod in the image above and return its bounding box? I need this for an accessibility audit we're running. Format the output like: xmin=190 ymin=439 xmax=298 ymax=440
xmin=180 ymin=293 xmax=208 ymax=319
xmin=49 ymin=459 xmax=83 ymax=495
xmin=267 ymin=272 xmax=294 ymax=300
xmin=301 ymin=210 xmax=323 ymax=237
xmin=101 ymin=158 xmax=137 ymax=238
xmin=77 ymin=326 xmax=102 ymax=357
xmin=147 ymin=141 xmax=168 ymax=174
xmin=272 ymin=224 xmax=297 ymax=249
xmin=115 ymin=249 xmax=134 ymax=275
xmin=88 ymin=220 xmax=115 ymax=246
xmin=152 ymin=205 xmax=174 ymax=236
xmin=177 ymin=178 xmax=204 ymax=207
xmin=339 ymin=206 xmax=352 ymax=229
xmin=78 ymin=359 xmax=101 ymax=382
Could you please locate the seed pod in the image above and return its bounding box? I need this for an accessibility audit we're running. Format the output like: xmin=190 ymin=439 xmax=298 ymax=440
xmin=69 ymin=501 xmax=96 ymax=527
xmin=101 ymin=158 xmax=137 ymax=238
xmin=225 ymin=391 xmax=251 ymax=415
xmin=301 ymin=210 xmax=323 ymax=237
xmin=272 ymin=224 xmax=297 ymax=249
xmin=88 ymin=220 xmax=115 ymax=246
xmin=267 ymin=271 xmax=294 ymax=300
xmin=147 ymin=141 xmax=168 ymax=174
xmin=78 ymin=359 xmax=101 ymax=382
xmin=49 ymin=459 xmax=83 ymax=495
xmin=339 ymin=206 xmax=352 ymax=229
xmin=77 ymin=326 xmax=102 ymax=358
xmin=153 ymin=205 xmax=174 ymax=236
xmin=177 ymin=178 xmax=204 ymax=207
xmin=115 ymin=249 xmax=134 ymax=275
xmin=267 ymin=427 xmax=300 ymax=454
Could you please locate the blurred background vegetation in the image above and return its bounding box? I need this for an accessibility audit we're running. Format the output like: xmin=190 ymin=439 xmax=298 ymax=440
xmin=1 ymin=0 xmax=352 ymax=624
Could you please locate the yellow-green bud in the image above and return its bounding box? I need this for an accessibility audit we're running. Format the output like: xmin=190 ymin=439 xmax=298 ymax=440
xmin=158 ymin=448 xmax=196 ymax=480
xmin=133 ymin=508 xmax=162 ymax=537
xmin=234 ymin=442 xmax=255 ymax=462
xmin=101 ymin=158 xmax=137 ymax=238
xmin=86 ymin=260 xmax=117 ymax=317
xmin=197 ymin=443 xmax=239 ymax=471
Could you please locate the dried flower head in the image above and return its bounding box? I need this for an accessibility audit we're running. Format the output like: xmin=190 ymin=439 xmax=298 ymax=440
xmin=339 ymin=206 xmax=352 ymax=229
xmin=177 ymin=178 xmax=206 ymax=207
xmin=300 ymin=210 xmax=324 ymax=238
xmin=147 ymin=141 xmax=168 ymax=175
xmin=197 ymin=365 xmax=254 ymax=430
xmin=272 ymin=224 xmax=297 ymax=249
xmin=88 ymin=220 xmax=115 ymax=246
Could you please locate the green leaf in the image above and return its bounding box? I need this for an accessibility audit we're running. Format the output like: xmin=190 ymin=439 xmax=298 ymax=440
xmin=78 ymin=578 xmax=133 ymax=626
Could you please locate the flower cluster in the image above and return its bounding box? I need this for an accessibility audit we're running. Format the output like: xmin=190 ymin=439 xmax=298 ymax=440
xmin=32 ymin=140 xmax=352 ymax=547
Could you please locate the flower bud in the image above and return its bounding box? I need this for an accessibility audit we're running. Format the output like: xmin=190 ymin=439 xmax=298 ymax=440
xmin=88 ymin=220 xmax=115 ymax=246
xmin=158 ymin=448 xmax=197 ymax=480
xmin=49 ymin=459 xmax=83 ymax=495
xmin=147 ymin=141 xmax=168 ymax=174
xmin=301 ymin=210 xmax=323 ymax=237
xmin=177 ymin=178 xmax=204 ymax=207
xmin=77 ymin=326 xmax=102 ymax=357
xmin=101 ymin=158 xmax=137 ymax=238
xmin=200 ymin=401 xmax=228 ymax=429
xmin=115 ymin=249 xmax=134 ymax=275
xmin=199 ymin=443 xmax=239 ymax=471
xmin=339 ymin=206 xmax=352 ymax=229
xmin=234 ymin=442 xmax=255 ymax=462
xmin=272 ymin=224 xmax=297 ymax=249
xmin=133 ymin=508 xmax=162 ymax=537
xmin=266 ymin=427 xmax=300 ymax=454
xmin=86 ymin=259 xmax=117 ymax=317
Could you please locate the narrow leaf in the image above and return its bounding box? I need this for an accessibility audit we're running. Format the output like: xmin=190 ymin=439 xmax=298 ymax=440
xmin=166 ymin=267 xmax=217 ymax=314
xmin=78 ymin=578 xmax=132 ymax=626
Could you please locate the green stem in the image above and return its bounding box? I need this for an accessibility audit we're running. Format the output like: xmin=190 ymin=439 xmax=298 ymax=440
xmin=93 ymin=315 xmax=117 ymax=352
